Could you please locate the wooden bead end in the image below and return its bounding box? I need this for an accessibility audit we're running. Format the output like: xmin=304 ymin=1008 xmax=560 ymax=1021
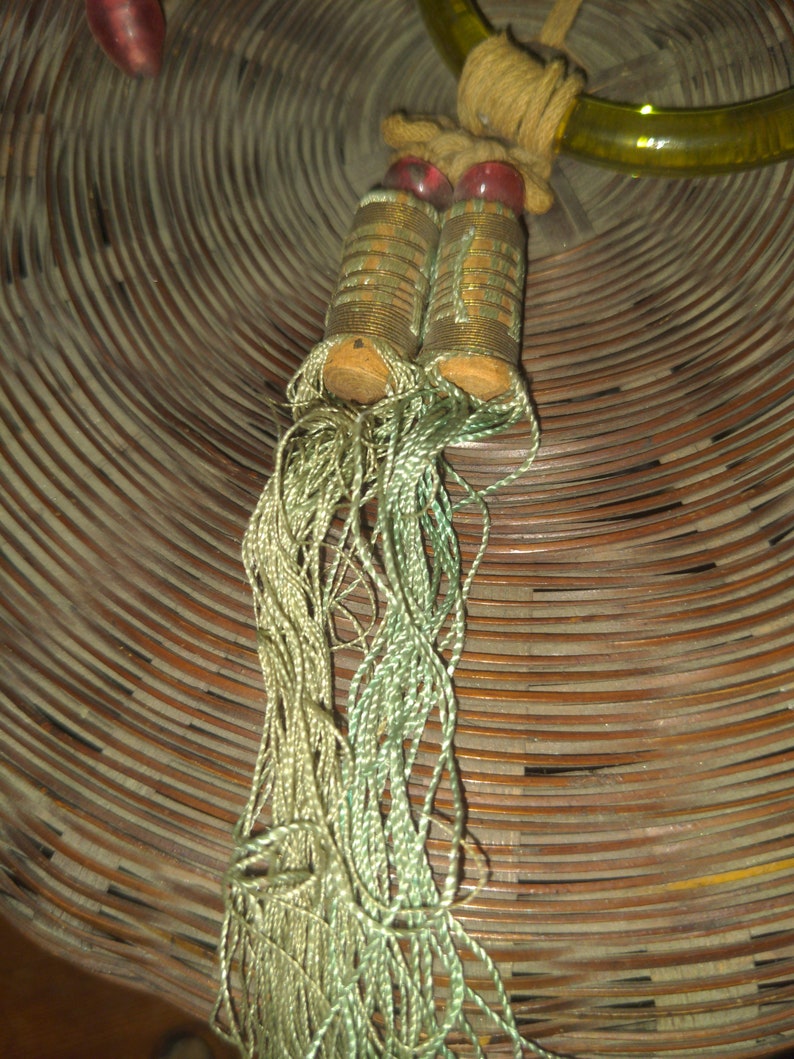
xmin=436 ymin=355 xmax=515 ymax=401
xmin=323 ymin=337 xmax=391 ymax=404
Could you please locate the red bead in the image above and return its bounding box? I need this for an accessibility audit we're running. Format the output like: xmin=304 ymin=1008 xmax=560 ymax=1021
xmin=453 ymin=162 xmax=525 ymax=216
xmin=382 ymin=156 xmax=453 ymax=210
xmin=85 ymin=0 xmax=166 ymax=78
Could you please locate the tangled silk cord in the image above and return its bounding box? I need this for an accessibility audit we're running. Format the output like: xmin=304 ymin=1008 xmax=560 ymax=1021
xmin=213 ymin=343 xmax=555 ymax=1058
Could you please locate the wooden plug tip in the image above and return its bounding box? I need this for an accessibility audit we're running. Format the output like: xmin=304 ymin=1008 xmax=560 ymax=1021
xmin=436 ymin=355 xmax=515 ymax=401
xmin=323 ymin=337 xmax=391 ymax=405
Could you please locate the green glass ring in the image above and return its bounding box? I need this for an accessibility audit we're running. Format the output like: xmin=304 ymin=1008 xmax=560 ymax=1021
xmin=417 ymin=0 xmax=794 ymax=176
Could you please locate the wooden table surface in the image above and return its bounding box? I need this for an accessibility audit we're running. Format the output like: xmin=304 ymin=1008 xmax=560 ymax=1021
xmin=0 ymin=913 xmax=238 ymax=1059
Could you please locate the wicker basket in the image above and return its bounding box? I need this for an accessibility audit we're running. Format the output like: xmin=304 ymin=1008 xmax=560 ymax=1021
xmin=1 ymin=1 xmax=793 ymax=1055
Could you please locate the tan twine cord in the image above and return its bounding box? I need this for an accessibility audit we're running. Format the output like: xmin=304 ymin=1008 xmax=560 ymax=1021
xmin=535 ymin=0 xmax=586 ymax=49
xmin=383 ymin=5 xmax=585 ymax=215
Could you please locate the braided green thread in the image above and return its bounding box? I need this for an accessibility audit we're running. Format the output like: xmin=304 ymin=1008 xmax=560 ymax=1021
xmin=214 ymin=340 xmax=561 ymax=1057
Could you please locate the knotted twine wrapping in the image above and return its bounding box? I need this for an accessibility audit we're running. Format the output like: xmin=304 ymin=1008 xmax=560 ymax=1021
xmin=215 ymin=15 xmax=583 ymax=1059
xmin=383 ymin=31 xmax=584 ymax=215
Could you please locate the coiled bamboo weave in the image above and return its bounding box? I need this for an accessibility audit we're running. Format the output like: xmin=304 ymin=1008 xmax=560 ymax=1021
xmin=1 ymin=1 xmax=793 ymax=1055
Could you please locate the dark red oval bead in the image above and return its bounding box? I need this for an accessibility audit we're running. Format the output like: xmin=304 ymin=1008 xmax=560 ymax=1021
xmin=453 ymin=161 xmax=525 ymax=216
xmin=85 ymin=0 xmax=165 ymax=78
xmin=382 ymin=156 xmax=453 ymax=210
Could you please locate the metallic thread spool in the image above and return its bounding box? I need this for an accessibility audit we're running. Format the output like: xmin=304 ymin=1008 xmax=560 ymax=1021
xmin=420 ymin=197 xmax=526 ymax=401
xmin=322 ymin=189 xmax=441 ymax=404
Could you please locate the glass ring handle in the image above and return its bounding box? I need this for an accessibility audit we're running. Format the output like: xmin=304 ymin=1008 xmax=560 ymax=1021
xmin=417 ymin=0 xmax=794 ymax=176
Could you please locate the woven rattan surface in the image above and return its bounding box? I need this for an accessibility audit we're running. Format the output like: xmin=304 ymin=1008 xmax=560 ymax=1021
xmin=1 ymin=1 xmax=793 ymax=1055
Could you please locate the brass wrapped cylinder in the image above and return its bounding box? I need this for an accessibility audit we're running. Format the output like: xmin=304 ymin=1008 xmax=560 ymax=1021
xmin=420 ymin=197 xmax=526 ymax=400
xmin=322 ymin=189 xmax=441 ymax=403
